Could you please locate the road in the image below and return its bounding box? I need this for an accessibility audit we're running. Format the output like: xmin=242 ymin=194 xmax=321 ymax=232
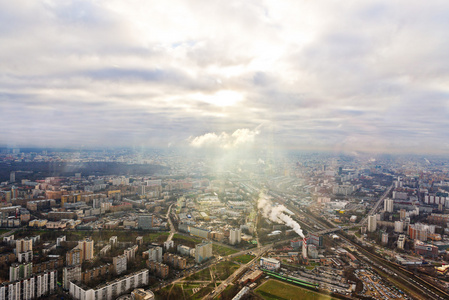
xmin=204 ymin=243 xmax=274 ymax=299
xmin=359 ymin=184 xmax=393 ymax=225
xmin=166 ymin=203 xmax=175 ymax=242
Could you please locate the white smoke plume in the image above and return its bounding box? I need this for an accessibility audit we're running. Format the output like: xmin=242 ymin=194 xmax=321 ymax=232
xmin=257 ymin=192 xmax=304 ymax=238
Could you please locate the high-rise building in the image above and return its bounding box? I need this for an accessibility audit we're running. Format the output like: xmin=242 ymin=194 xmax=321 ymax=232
xmin=308 ymin=233 xmax=323 ymax=247
xmin=229 ymin=228 xmax=241 ymax=245
xmin=0 ymin=269 xmax=57 ymax=300
xmin=109 ymin=236 xmax=118 ymax=247
xmin=408 ymin=225 xmax=428 ymax=241
xmin=10 ymin=172 xmax=15 ymax=183
xmin=78 ymin=238 xmax=94 ymax=262
xmin=381 ymin=232 xmax=389 ymax=244
xmin=394 ymin=221 xmax=404 ymax=233
xmin=124 ymin=245 xmax=138 ymax=262
xmin=69 ymin=269 xmax=149 ymax=300
xmin=368 ymin=215 xmax=377 ymax=232
xmin=113 ymin=254 xmax=127 ymax=275
xmin=67 ymin=248 xmax=81 ymax=266
xmin=384 ymin=199 xmax=394 ymax=213
xmin=17 ymin=251 xmax=33 ymax=263
xmin=195 ymin=241 xmax=212 ymax=264
xmin=148 ymin=247 xmax=163 ymax=263
xmin=397 ymin=235 xmax=406 ymax=249
xmin=9 ymin=262 xmax=33 ymax=281
xmin=16 ymin=238 xmax=33 ymax=253
xmin=63 ymin=265 xmax=81 ymax=290
xmin=399 ymin=209 xmax=406 ymax=220
xmin=138 ymin=215 xmax=154 ymax=230
xmin=190 ymin=227 xmax=210 ymax=239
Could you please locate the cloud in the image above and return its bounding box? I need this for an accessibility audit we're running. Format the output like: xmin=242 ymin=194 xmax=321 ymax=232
xmin=1 ymin=1 xmax=449 ymax=153
xmin=189 ymin=128 xmax=259 ymax=149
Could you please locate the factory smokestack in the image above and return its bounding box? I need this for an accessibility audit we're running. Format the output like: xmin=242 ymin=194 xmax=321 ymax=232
xmin=257 ymin=192 xmax=304 ymax=238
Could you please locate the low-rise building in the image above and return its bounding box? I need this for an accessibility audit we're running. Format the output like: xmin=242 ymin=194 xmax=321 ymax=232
xmin=260 ymin=257 xmax=280 ymax=271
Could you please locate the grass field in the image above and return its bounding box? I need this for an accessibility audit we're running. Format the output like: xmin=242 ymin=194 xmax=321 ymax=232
xmin=190 ymin=283 xmax=215 ymax=300
xmin=184 ymin=267 xmax=212 ymax=281
xmin=212 ymin=244 xmax=239 ymax=256
xmin=0 ymin=229 xmax=13 ymax=236
xmin=233 ymin=254 xmax=255 ymax=264
xmin=256 ymin=279 xmax=335 ymax=300
xmin=173 ymin=233 xmax=202 ymax=245
xmin=213 ymin=261 xmax=240 ymax=280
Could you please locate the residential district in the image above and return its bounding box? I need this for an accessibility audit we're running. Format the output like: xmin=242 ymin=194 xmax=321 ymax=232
xmin=1 ymin=148 xmax=449 ymax=300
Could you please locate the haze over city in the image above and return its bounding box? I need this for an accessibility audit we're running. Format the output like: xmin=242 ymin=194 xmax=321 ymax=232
xmin=1 ymin=1 xmax=449 ymax=153
xmin=4 ymin=2 xmax=449 ymax=300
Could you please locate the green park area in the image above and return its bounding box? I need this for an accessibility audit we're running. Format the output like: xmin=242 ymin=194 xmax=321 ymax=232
xmin=184 ymin=267 xmax=211 ymax=281
xmin=0 ymin=229 xmax=12 ymax=235
xmin=212 ymin=244 xmax=239 ymax=256
xmin=213 ymin=261 xmax=240 ymax=280
xmin=173 ymin=233 xmax=202 ymax=246
xmin=156 ymin=282 xmax=215 ymax=300
xmin=256 ymin=279 xmax=335 ymax=300
xmin=233 ymin=254 xmax=255 ymax=264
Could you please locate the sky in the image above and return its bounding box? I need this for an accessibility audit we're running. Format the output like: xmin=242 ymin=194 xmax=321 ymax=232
xmin=1 ymin=0 xmax=449 ymax=154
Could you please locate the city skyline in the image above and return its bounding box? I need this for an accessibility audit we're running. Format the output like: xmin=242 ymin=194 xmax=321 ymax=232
xmin=1 ymin=1 xmax=449 ymax=154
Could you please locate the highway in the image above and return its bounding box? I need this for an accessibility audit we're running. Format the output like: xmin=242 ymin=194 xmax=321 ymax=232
xmin=359 ymin=184 xmax=393 ymax=225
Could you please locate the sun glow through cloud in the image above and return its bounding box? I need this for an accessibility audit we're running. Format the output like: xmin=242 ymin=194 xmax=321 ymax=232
xmin=1 ymin=1 xmax=449 ymax=153
xmin=192 ymin=90 xmax=244 ymax=107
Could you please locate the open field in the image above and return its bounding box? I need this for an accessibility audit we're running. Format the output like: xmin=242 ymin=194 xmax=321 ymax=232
xmin=155 ymin=282 xmax=214 ymax=300
xmin=0 ymin=229 xmax=12 ymax=235
xmin=190 ymin=283 xmax=215 ymax=300
xmin=255 ymin=279 xmax=336 ymax=300
xmin=173 ymin=233 xmax=202 ymax=245
xmin=233 ymin=254 xmax=255 ymax=264
xmin=212 ymin=244 xmax=239 ymax=256
xmin=184 ymin=267 xmax=212 ymax=281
